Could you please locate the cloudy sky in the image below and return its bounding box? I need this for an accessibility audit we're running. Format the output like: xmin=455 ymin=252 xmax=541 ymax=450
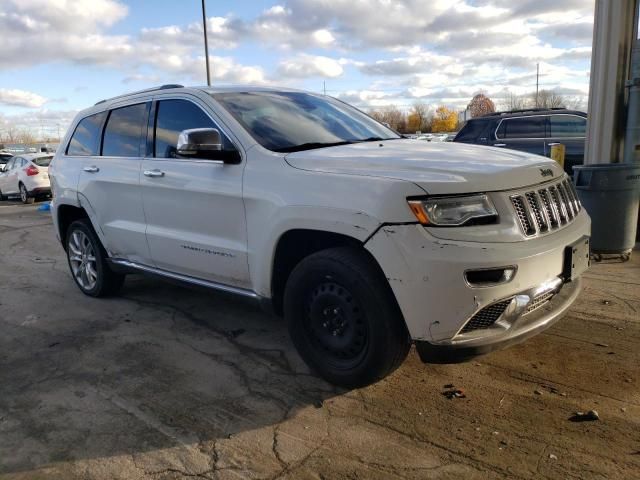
xmin=0 ymin=0 xmax=595 ymax=139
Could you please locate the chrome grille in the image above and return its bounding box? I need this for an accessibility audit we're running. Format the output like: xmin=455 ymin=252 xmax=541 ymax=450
xmin=525 ymin=290 xmax=556 ymax=315
xmin=460 ymin=299 xmax=512 ymax=333
xmin=510 ymin=178 xmax=582 ymax=237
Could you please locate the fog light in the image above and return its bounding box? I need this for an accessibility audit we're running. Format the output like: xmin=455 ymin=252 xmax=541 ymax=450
xmin=465 ymin=267 xmax=517 ymax=287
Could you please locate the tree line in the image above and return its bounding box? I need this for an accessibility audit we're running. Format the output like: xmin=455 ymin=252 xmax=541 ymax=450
xmin=367 ymin=89 xmax=584 ymax=134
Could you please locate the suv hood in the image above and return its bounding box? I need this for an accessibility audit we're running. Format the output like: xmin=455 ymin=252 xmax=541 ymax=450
xmin=285 ymin=139 xmax=565 ymax=194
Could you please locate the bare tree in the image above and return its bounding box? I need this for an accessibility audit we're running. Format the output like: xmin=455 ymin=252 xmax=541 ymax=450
xmin=533 ymin=89 xmax=566 ymax=109
xmin=500 ymin=91 xmax=530 ymax=111
xmin=368 ymin=105 xmax=407 ymax=132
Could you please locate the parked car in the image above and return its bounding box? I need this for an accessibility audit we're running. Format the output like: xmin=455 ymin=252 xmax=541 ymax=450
xmin=453 ymin=108 xmax=587 ymax=174
xmin=49 ymin=85 xmax=590 ymax=387
xmin=0 ymin=153 xmax=52 ymax=203
xmin=0 ymin=152 xmax=13 ymax=172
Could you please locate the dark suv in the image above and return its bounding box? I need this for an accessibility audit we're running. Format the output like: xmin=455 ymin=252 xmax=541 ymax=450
xmin=453 ymin=108 xmax=587 ymax=174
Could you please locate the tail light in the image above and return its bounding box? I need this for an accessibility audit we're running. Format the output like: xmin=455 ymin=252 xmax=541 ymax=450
xmin=25 ymin=165 xmax=39 ymax=176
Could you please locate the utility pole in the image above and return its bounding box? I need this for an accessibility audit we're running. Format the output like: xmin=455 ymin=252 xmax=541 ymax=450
xmin=323 ymin=81 xmax=326 ymax=95
xmin=201 ymin=0 xmax=211 ymax=86
xmin=536 ymin=63 xmax=540 ymax=107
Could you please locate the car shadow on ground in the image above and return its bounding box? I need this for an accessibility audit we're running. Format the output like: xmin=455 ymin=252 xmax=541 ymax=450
xmin=0 ymin=268 xmax=344 ymax=475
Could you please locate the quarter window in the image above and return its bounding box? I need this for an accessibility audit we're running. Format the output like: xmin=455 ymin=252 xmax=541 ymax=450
xmin=154 ymin=99 xmax=233 ymax=158
xmin=550 ymin=115 xmax=587 ymax=138
xmin=496 ymin=117 xmax=547 ymax=139
xmin=67 ymin=112 xmax=107 ymax=156
xmin=102 ymin=103 xmax=149 ymax=157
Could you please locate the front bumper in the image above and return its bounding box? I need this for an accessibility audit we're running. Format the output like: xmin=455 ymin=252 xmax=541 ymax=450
xmin=364 ymin=209 xmax=590 ymax=350
xmin=414 ymin=277 xmax=581 ymax=363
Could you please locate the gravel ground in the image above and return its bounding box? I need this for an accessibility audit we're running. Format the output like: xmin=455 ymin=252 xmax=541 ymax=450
xmin=1 ymin=201 xmax=639 ymax=480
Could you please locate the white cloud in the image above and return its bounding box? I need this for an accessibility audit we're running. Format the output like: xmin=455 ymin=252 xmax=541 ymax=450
xmin=0 ymin=89 xmax=48 ymax=108
xmin=278 ymin=54 xmax=344 ymax=78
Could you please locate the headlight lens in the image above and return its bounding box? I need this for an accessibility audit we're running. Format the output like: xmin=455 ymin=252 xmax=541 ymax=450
xmin=408 ymin=194 xmax=498 ymax=226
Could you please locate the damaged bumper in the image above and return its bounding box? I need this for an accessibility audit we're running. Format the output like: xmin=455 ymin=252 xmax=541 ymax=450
xmin=364 ymin=210 xmax=590 ymax=360
xmin=414 ymin=277 xmax=581 ymax=363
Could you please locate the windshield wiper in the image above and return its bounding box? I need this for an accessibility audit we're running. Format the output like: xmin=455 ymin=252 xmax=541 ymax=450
xmin=274 ymin=141 xmax=355 ymax=153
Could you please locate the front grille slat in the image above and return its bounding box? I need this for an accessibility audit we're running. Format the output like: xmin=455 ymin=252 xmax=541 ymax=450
xmin=538 ymin=188 xmax=559 ymax=229
xmin=511 ymin=195 xmax=536 ymax=236
xmin=460 ymin=299 xmax=512 ymax=333
xmin=525 ymin=191 xmax=548 ymax=233
xmin=511 ymin=178 xmax=581 ymax=237
xmin=557 ymin=182 xmax=574 ymax=220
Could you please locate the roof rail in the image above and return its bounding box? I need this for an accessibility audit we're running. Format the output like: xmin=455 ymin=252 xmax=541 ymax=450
xmin=94 ymin=84 xmax=184 ymax=106
xmin=484 ymin=107 xmax=568 ymax=117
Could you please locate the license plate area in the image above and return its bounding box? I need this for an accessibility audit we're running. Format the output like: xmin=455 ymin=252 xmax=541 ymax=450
xmin=563 ymin=236 xmax=590 ymax=282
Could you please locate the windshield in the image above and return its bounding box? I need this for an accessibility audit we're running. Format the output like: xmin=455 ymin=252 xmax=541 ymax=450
xmin=33 ymin=156 xmax=53 ymax=167
xmin=212 ymin=91 xmax=400 ymax=152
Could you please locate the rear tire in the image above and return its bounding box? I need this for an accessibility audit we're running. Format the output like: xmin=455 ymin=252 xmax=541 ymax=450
xmin=65 ymin=219 xmax=125 ymax=297
xmin=284 ymin=247 xmax=411 ymax=388
xmin=19 ymin=183 xmax=34 ymax=204
xmin=0 ymin=189 xmax=5 ymax=201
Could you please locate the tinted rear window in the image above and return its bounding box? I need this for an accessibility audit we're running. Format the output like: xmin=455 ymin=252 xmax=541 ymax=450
xmin=33 ymin=156 xmax=53 ymax=166
xmin=497 ymin=116 xmax=547 ymax=139
xmin=67 ymin=112 xmax=107 ymax=156
xmin=550 ymin=115 xmax=586 ymax=137
xmin=102 ymin=103 xmax=148 ymax=157
xmin=454 ymin=120 xmax=489 ymax=142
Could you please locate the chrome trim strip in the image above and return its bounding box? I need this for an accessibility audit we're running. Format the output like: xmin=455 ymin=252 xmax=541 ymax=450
xmin=110 ymin=259 xmax=260 ymax=299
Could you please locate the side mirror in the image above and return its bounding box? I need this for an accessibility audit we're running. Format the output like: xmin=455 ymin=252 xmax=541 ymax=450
xmin=176 ymin=128 xmax=240 ymax=164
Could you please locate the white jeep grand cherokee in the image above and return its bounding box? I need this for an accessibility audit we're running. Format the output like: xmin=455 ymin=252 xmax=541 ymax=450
xmin=50 ymin=85 xmax=591 ymax=387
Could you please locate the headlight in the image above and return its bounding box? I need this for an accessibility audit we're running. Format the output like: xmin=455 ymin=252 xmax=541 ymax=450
xmin=407 ymin=194 xmax=498 ymax=226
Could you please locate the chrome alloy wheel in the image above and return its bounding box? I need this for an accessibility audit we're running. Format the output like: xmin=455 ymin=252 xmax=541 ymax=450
xmin=20 ymin=184 xmax=28 ymax=203
xmin=68 ymin=230 xmax=98 ymax=290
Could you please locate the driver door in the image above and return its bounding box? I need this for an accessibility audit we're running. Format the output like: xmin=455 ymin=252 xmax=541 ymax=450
xmin=140 ymin=97 xmax=250 ymax=288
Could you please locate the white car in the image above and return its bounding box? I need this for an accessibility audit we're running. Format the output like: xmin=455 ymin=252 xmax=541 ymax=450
xmin=49 ymin=85 xmax=590 ymax=387
xmin=0 ymin=153 xmax=52 ymax=203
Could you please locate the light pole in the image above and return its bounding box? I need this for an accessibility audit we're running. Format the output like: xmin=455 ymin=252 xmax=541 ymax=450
xmin=201 ymin=0 xmax=211 ymax=86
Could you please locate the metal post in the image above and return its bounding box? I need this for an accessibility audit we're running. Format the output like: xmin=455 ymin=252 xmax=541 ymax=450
xmin=623 ymin=1 xmax=640 ymax=163
xmin=201 ymin=0 xmax=211 ymax=86
xmin=585 ymin=0 xmax=637 ymax=164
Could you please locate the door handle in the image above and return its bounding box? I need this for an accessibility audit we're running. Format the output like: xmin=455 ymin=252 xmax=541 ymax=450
xmin=83 ymin=166 xmax=99 ymax=173
xmin=493 ymin=144 xmax=507 ymax=147
xmin=143 ymin=169 xmax=165 ymax=178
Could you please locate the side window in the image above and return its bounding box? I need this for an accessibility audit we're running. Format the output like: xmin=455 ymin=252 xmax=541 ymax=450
xmin=550 ymin=115 xmax=587 ymax=138
xmin=5 ymin=158 xmax=14 ymax=170
xmin=102 ymin=103 xmax=148 ymax=157
xmin=154 ymin=99 xmax=233 ymax=158
xmin=67 ymin=112 xmax=107 ymax=156
xmin=499 ymin=117 xmax=547 ymax=139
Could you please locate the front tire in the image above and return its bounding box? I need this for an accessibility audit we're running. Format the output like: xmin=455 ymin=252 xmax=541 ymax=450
xmin=284 ymin=247 xmax=411 ymax=388
xmin=19 ymin=183 xmax=34 ymax=204
xmin=65 ymin=219 xmax=125 ymax=297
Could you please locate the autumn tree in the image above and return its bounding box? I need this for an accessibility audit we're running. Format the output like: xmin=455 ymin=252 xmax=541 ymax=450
xmin=467 ymin=93 xmax=496 ymax=118
xmin=409 ymin=101 xmax=431 ymax=132
xmin=431 ymin=106 xmax=457 ymax=133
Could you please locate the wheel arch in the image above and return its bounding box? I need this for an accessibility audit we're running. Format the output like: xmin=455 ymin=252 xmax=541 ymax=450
xmin=268 ymin=228 xmax=393 ymax=317
xmin=57 ymin=204 xmax=90 ymax=250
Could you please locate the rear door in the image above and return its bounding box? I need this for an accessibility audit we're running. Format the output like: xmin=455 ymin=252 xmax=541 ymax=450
xmin=140 ymin=96 xmax=249 ymax=288
xmin=493 ymin=116 xmax=548 ymax=156
xmin=76 ymin=102 xmax=153 ymax=264
xmin=6 ymin=157 xmax=23 ymax=195
xmin=547 ymin=114 xmax=587 ymax=173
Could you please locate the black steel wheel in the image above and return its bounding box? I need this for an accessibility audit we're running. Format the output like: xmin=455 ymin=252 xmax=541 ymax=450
xmin=285 ymin=247 xmax=410 ymax=388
